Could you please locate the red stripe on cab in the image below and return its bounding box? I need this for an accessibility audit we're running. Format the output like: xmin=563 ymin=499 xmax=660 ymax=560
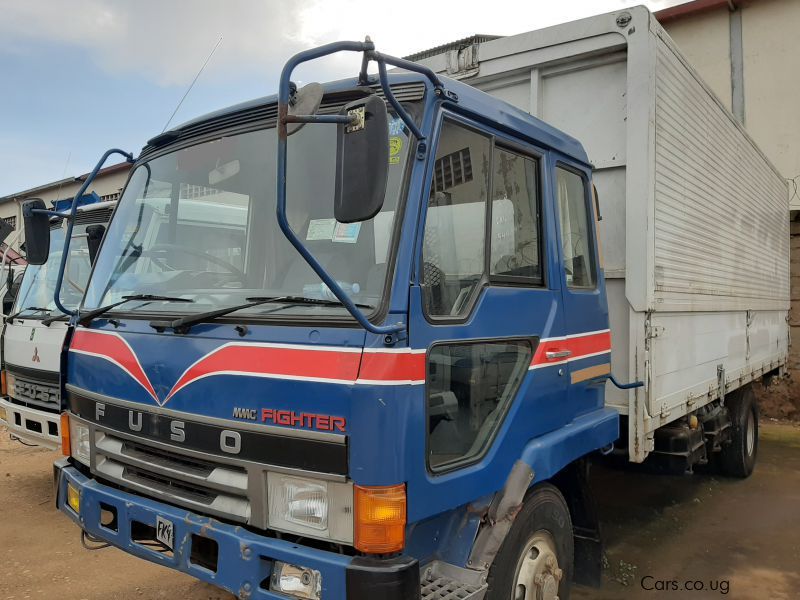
xmin=358 ymin=351 xmax=426 ymax=383
xmin=166 ymin=344 xmax=363 ymax=401
xmin=532 ymin=330 xmax=611 ymax=367
xmin=71 ymin=330 xmax=159 ymax=401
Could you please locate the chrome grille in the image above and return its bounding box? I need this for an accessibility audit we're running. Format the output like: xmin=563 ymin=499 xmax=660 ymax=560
xmin=9 ymin=372 xmax=60 ymax=411
xmin=93 ymin=431 xmax=252 ymax=524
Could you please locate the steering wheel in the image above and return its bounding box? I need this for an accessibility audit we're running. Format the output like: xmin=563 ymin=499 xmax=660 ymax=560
xmin=148 ymin=243 xmax=246 ymax=280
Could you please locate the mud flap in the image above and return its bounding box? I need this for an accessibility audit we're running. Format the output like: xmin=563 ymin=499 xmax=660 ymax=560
xmin=552 ymin=459 xmax=603 ymax=587
xmin=467 ymin=461 xmax=534 ymax=570
xmin=53 ymin=457 xmax=69 ymax=509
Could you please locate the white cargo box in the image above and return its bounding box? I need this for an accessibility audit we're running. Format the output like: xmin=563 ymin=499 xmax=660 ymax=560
xmin=412 ymin=5 xmax=790 ymax=461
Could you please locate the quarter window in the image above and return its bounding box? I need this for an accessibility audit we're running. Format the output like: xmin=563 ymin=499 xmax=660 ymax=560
xmin=556 ymin=167 xmax=596 ymax=288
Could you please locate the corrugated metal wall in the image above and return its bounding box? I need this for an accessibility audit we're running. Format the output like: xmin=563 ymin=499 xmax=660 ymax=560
xmin=653 ymin=34 xmax=789 ymax=311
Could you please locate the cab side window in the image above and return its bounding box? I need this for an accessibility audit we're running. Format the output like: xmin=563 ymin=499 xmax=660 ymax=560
xmin=491 ymin=149 xmax=541 ymax=282
xmin=422 ymin=121 xmax=491 ymax=317
xmin=556 ymin=167 xmax=596 ymax=288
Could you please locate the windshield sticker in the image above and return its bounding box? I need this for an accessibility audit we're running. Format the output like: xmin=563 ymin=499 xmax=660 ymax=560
xmin=306 ymin=218 xmax=336 ymax=241
xmin=389 ymin=137 xmax=403 ymax=165
xmin=332 ymin=222 xmax=361 ymax=243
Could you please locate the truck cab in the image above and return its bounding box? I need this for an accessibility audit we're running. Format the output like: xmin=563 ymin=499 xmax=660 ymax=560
xmin=1 ymin=198 xmax=115 ymax=448
xmin=44 ymin=43 xmax=618 ymax=600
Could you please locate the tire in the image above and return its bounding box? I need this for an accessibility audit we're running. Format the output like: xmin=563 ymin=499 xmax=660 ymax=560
xmin=719 ymin=384 xmax=758 ymax=478
xmin=486 ymin=483 xmax=573 ymax=600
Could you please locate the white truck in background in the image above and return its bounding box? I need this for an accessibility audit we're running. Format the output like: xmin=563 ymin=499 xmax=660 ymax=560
xmin=0 ymin=199 xmax=116 ymax=448
xmin=411 ymin=5 xmax=789 ymax=471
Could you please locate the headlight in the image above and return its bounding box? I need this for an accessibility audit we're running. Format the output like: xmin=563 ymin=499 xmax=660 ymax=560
xmin=69 ymin=417 xmax=91 ymax=467
xmin=267 ymin=473 xmax=353 ymax=543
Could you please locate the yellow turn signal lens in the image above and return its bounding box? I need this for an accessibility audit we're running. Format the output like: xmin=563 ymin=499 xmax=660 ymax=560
xmin=60 ymin=413 xmax=71 ymax=457
xmin=67 ymin=483 xmax=81 ymax=514
xmin=1 ymin=370 xmax=6 ymax=396
xmin=354 ymin=483 xmax=406 ymax=554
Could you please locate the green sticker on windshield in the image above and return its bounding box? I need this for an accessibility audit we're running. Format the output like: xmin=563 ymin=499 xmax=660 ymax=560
xmin=389 ymin=137 xmax=403 ymax=165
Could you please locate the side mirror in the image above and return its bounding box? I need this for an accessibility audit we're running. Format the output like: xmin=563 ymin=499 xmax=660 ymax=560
xmin=86 ymin=224 xmax=106 ymax=265
xmin=22 ymin=199 xmax=51 ymax=265
xmin=334 ymin=95 xmax=389 ymax=223
xmin=2 ymin=272 xmax=22 ymax=316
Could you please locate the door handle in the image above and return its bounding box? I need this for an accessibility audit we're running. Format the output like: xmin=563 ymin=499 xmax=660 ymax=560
xmin=545 ymin=350 xmax=572 ymax=360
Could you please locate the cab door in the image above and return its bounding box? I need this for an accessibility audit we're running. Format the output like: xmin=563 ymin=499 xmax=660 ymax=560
xmin=406 ymin=113 xmax=570 ymax=515
xmin=552 ymin=161 xmax=611 ymax=418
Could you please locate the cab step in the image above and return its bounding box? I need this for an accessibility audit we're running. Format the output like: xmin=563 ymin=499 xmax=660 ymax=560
xmin=420 ymin=561 xmax=488 ymax=600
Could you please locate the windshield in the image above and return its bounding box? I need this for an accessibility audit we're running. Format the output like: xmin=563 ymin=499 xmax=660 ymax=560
xmin=83 ymin=110 xmax=414 ymax=319
xmin=13 ymin=222 xmax=94 ymax=318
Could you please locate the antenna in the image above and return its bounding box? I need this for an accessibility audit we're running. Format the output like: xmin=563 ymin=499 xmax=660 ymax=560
xmin=52 ymin=151 xmax=72 ymax=205
xmin=161 ymin=35 xmax=223 ymax=133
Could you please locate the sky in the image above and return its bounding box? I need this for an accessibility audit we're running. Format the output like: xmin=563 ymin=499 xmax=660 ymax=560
xmin=0 ymin=0 xmax=686 ymax=197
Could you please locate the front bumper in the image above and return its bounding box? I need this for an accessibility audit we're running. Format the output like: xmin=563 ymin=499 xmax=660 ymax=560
xmin=55 ymin=462 xmax=420 ymax=599
xmin=0 ymin=398 xmax=60 ymax=450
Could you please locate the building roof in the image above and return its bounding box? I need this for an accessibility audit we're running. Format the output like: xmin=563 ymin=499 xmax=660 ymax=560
xmin=0 ymin=161 xmax=131 ymax=204
xmin=655 ymin=0 xmax=739 ymax=23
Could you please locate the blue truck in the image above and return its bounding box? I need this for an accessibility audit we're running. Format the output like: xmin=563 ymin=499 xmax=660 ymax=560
xmin=22 ymin=24 xmax=785 ymax=599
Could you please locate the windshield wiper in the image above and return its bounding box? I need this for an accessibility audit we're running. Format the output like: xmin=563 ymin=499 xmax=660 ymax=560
xmin=41 ymin=313 xmax=70 ymax=326
xmin=6 ymin=306 xmax=51 ymax=322
xmin=151 ymin=295 xmax=374 ymax=333
xmin=78 ymin=294 xmax=195 ymax=326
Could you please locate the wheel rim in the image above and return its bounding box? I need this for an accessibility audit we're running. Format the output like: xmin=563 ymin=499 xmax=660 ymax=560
xmin=512 ymin=531 xmax=562 ymax=600
xmin=746 ymin=409 xmax=755 ymax=456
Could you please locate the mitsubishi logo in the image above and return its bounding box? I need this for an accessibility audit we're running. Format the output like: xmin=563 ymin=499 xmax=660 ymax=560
xmin=32 ymin=347 xmax=41 ymax=363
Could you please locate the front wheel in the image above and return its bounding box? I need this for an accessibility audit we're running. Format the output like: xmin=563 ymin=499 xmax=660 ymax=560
xmin=486 ymin=483 xmax=573 ymax=600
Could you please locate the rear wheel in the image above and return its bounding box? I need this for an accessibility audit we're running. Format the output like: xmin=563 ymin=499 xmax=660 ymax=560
xmin=486 ymin=483 xmax=573 ymax=600
xmin=719 ymin=384 xmax=758 ymax=478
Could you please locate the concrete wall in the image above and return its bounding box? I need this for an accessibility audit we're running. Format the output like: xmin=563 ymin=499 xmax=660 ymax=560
xmin=741 ymin=0 xmax=800 ymax=193
xmin=792 ymin=221 xmax=800 ymax=370
xmin=665 ymin=7 xmax=733 ymax=109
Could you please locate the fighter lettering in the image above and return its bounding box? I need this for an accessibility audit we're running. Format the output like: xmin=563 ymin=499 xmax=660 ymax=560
xmin=258 ymin=408 xmax=346 ymax=433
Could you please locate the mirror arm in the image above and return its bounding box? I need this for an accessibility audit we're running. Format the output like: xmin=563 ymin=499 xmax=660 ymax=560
xmin=51 ymin=148 xmax=135 ymax=318
xmin=277 ymin=41 xmax=404 ymax=337
xmin=283 ymin=114 xmax=352 ymax=125
xmin=375 ymin=58 xmax=427 ymax=157
xmin=275 ymin=39 xmax=460 ymax=338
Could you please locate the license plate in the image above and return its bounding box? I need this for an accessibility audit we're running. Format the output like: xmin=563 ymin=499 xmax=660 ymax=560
xmin=156 ymin=516 xmax=174 ymax=550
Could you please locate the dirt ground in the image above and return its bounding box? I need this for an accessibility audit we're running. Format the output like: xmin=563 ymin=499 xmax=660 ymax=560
xmin=756 ymin=374 xmax=800 ymax=421
xmin=1 ymin=422 xmax=799 ymax=600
